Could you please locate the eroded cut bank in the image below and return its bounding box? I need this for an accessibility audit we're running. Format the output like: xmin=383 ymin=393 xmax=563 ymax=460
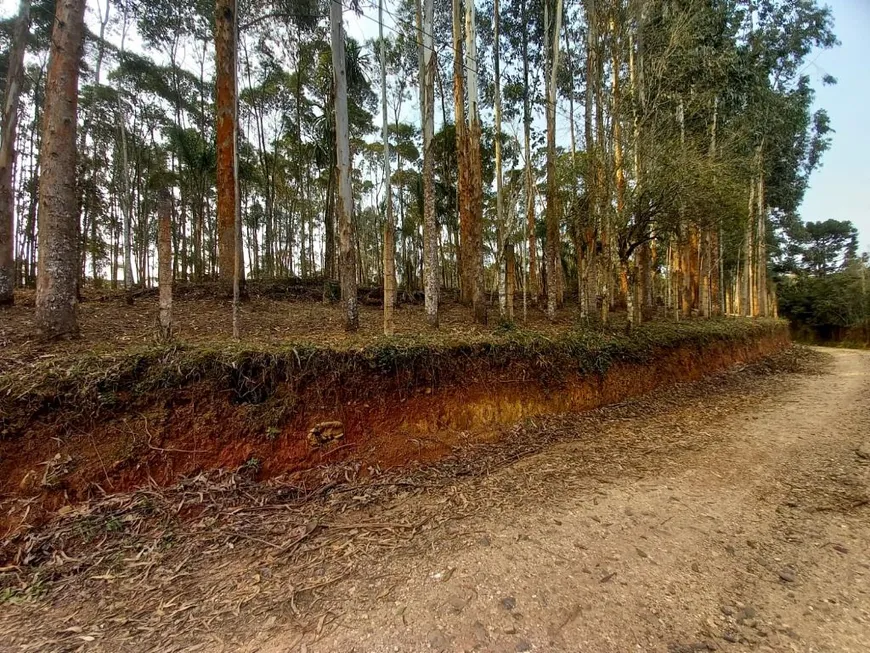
xmin=0 ymin=319 xmax=788 ymax=510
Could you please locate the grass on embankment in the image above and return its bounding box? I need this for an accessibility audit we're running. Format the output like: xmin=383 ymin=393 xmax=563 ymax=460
xmin=0 ymin=318 xmax=787 ymax=437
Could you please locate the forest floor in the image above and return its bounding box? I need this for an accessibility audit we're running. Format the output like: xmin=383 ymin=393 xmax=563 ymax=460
xmin=1 ymin=345 xmax=868 ymax=652
xmin=0 ymin=285 xmax=575 ymax=364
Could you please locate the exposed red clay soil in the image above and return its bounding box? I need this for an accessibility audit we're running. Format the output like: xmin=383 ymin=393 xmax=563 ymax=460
xmin=0 ymin=330 xmax=789 ymax=533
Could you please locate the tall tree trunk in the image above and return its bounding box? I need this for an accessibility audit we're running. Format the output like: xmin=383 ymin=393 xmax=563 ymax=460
xmin=379 ymin=0 xmax=396 ymax=335
xmin=592 ymin=0 xmax=610 ymax=323
xmin=0 ymin=0 xmax=30 ymax=306
xmin=544 ymin=0 xmax=563 ymax=321
xmin=296 ymin=25 xmax=307 ymax=279
xmin=465 ymin=0 xmax=486 ymax=324
xmin=494 ymin=0 xmax=507 ymax=320
xmin=324 ymin=134 xmax=336 ymax=283
xmin=115 ymin=6 xmax=134 ymax=294
xmin=583 ymin=0 xmax=597 ymax=320
xmin=700 ymin=230 xmax=711 ymax=318
xmin=35 ymin=0 xmax=86 ymax=338
xmin=232 ymin=8 xmax=242 ymax=338
xmin=611 ymin=13 xmax=627 ymax=321
xmin=565 ymin=23 xmax=583 ymax=315
xmin=521 ymin=0 xmax=538 ymax=306
xmin=709 ymin=94 xmax=722 ymax=315
xmin=421 ymin=0 xmax=439 ymax=327
xmin=621 ymin=258 xmax=635 ymax=331
xmin=756 ymin=166 xmax=767 ymax=317
xmin=215 ymin=0 xmax=240 ymax=287
xmin=452 ymin=0 xmax=471 ymax=306
xmin=22 ymin=72 xmax=42 ymax=287
xmin=675 ymin=97 xmax=687 ymax=318
xmin=754 ymin=143 xmax=767 ymax=317
xmin=743 ymin=180 xmax=755 ymax=317
xmin=79 ymin=0 xmax=111 ymax=289
xmin=505 ymin=240 xmax=516 ymax=319
xmin=157 ymin=187 xmax=173 ymax=342
xmin=117 ymin=97 xmax=133 ymax=290
xmin=110 ymin=201 xmax=119 ymax=287
xmin=628 ymin=8 xmax=649 ymax=321
xmin=330 ymin=0 xmax=358 ymax=330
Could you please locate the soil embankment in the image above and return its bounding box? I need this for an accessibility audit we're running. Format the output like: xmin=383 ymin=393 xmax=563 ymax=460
xmin=0 ymin=320 xmax=787 ymax=511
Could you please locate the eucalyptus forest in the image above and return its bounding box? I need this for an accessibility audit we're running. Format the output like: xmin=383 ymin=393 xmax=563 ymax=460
xmin=0 ymin=0 xmax=846 ymax=338
xmin=4 ymin=1 xmax=870 ymax=649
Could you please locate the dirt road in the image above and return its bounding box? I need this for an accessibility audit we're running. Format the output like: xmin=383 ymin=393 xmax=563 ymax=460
xmin=3 ymin=347 xmax=869 ymax=652
xmin=270 ymin=347 xmax=870 ymax=653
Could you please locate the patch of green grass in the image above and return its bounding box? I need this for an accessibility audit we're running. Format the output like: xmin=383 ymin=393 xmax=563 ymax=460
xmin=0 ymin=577 xmax=48 ymax=605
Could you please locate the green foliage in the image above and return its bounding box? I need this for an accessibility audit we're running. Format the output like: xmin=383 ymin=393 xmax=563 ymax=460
xmin=798 ymin=219 xmax=859 ymax=277
xmin=775 ymin=216 xmax=867 ymax=344
xmin=778 ymin=264 xmax=869 ymax=344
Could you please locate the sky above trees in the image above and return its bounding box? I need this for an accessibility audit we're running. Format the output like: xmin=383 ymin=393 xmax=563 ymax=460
xmin=799 ymin=0 xmax=870 ymax=254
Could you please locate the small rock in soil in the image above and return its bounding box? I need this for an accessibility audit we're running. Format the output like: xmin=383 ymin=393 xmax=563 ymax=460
xmin=432 ymin=567 xmax=455 ymax=582
xmin=720 ymin=605 xmax=735 ymax=617
xmin=778 ymin=567 xmax=797 ymax=583
xmin=725 ymin=545 xmax=736 ymax=555
xmin=737 ymin=606 xmax=757 ymax=621
xmin=636 ymin=547 xmax=649 ymax=559
xmin=722 ymin=630 xmax=740 ymax=643
xmin=479 ymin=535 xmax=492 ymax=547
xmin=691 ymin=563 xmax=702 ymax=573
xmin=856 ymin=443 xmax=870 ymax=460
xmin=515 ymin=640 xmax=532 ymax=652
xmin=427 ymin=629 xmax=450 ymax=651
xmin=832 ymin=544 xmax=849 ymax=554
xmin=447 ymin=594 xmax=467 ymax=613
xmin=471 ymin=621 xmax=489 ymax=643
xmin=501 ymin=597 xmax=517 ymax=611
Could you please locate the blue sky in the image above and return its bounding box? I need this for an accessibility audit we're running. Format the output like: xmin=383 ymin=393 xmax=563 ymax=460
xmin=799 ymin=0 xmax=870 ymax=253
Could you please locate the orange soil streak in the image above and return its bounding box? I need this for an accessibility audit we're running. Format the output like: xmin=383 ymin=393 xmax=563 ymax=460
xmin=1 ymin=331 xmax=789 ymax=530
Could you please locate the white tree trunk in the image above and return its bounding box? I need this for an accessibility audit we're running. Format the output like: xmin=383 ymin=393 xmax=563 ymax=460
xmin=465 ymin=5 xmax=479 ymax=120
xmin=115 ymin=6 xmax=133 ymax=293
xmin=544 ymin=0 xmax=563 ymax=320
xmin=422 ymin=0 xmax=438 ymax=327
xmin=330 ymin=0 xmax=358 ymax=330
xmin=158 ymin=188 xmax=173 ymax=342
xmin=494 ymin=0 xmax=507 ymax=319
xmin=465 ymin=0 xmax=486 ymax=324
